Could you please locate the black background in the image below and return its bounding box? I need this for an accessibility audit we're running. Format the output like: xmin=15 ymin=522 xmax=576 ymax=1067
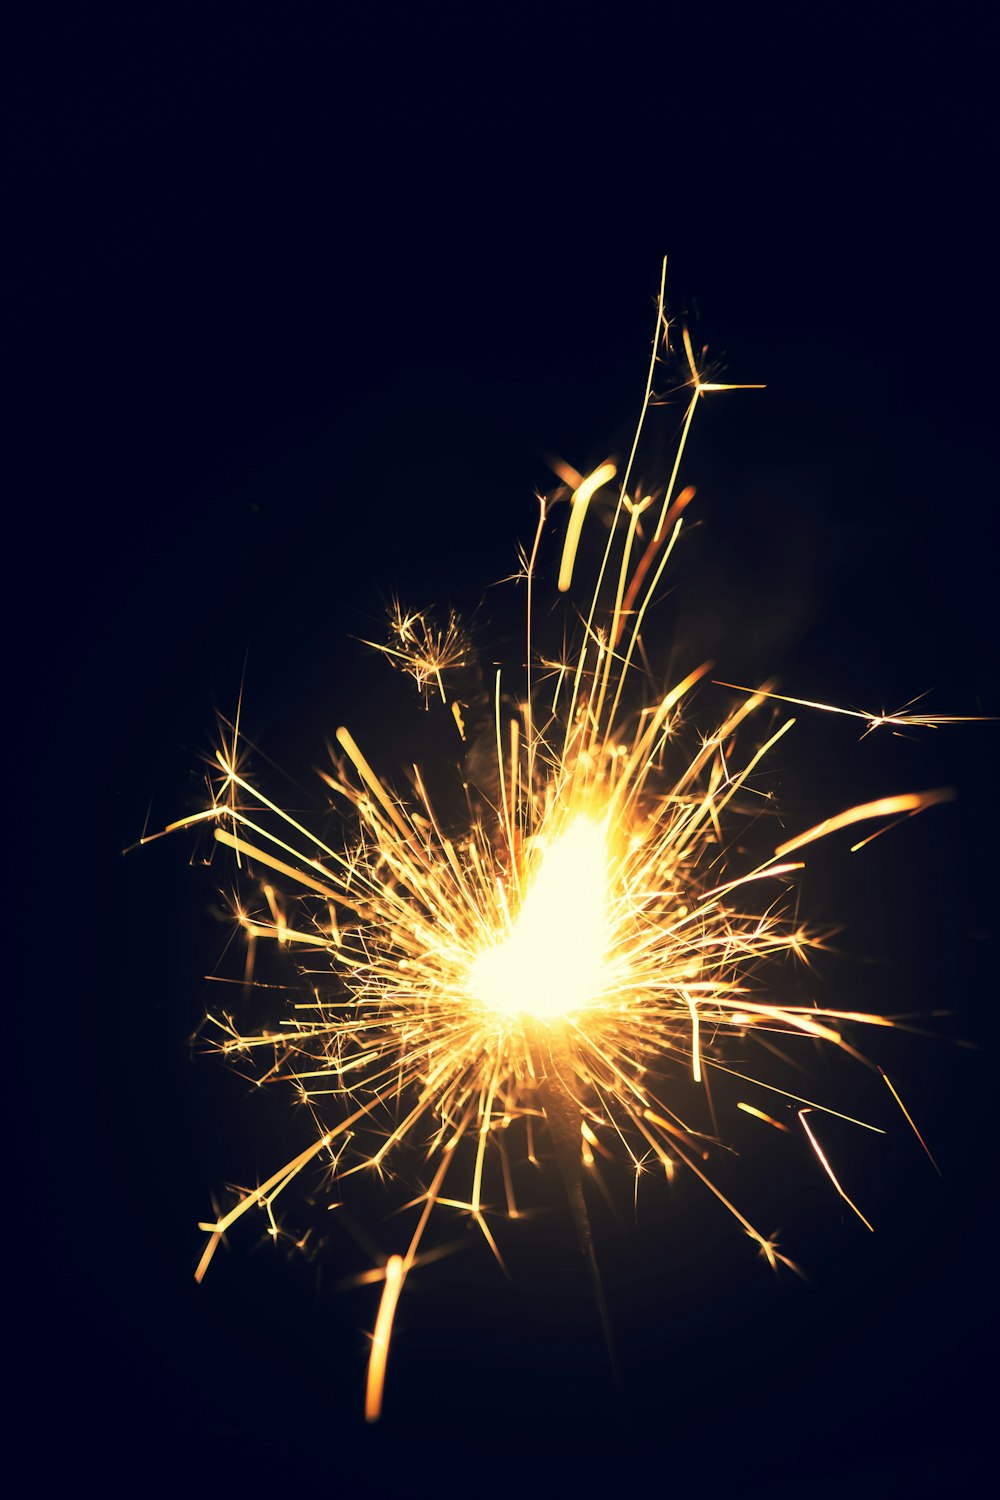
xmin=10 ymin=4 xmax=999 ymax=1493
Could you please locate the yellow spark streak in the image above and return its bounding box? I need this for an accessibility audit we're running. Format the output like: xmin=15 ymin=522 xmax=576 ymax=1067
xmin=773 ymin=788 xmax=955 ymax=860
xmin=214 ymin=828 xmax=341 ymax=902
xmin=715 ymin=681 xmax=997 ymax=736
xmin=494 ymin=670 xmax=516 ymax=877
xmin=557 ymin=462 xmax=618 ymax=593
xmin=561 ymin=258 xmax=669 ymax=746
xmin=798 ymin=1110 xmax=874 ymax=1232
xmin=650 ymin=327 xmax=763 ymax=544
xmin=737 ymin=1102 xmax=790 ymax=1132
xmin=218 ymin=757 xmax=342 ymax=862
xmin=653 ymin=392 xmax=699 ymax=543
xmin=335 ymin=726 xmax=412 ymax=842
xmin=610 ymin=660 xmax=713 ymax=817
xmin=613 ymin=485 xmax=695 ymax=651
xmin=365 ymin=1255 xmax=403 ymax=1423
xmin=880 ymin=1069 xmax=942 ymax=1176
xmin=589 ymin=494 xmax=651 ymax=741
xmin=710 ymin=1066 xmax=886 ymax=1132
xmin=241 ymin=921 xmax=328 ymax=947
xmin=194 ymin=1132 xmax=336 ymax=1277
xmin=685 ymin=991 xmax=702 ymax=1083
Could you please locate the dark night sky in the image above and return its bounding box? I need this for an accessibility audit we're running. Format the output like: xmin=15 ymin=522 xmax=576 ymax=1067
xmin=10 ymin=5 xmax=999 ymax=1493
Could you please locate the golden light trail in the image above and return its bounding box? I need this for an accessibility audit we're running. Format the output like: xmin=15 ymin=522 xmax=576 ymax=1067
xmin=773 ymin=789 xmax=955 ymax=861
xmin=366 ymin=1255 xmax=404 ymax=1423
xmin=714 ymin=683 xmax=996 ymax=739
xmin=798 ymin=1110 xmax=875 ymax=1233
xmin=146 ymin=260 xmax=980 ymax=1420
xmin=736 ymin=1102 xmax=790 ymax=1133
xmin=880 ymin=1068 xmax=942 ymax=1177
xmin=558 ymin=462 xmax=618 ymax=593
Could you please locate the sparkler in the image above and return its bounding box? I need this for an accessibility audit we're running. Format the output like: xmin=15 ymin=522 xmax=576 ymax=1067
xmin=147 ymin=259 xmax=974 ymax=1421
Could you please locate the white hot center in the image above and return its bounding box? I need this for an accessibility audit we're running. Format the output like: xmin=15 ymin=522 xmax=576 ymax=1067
xmin=468 ymin=815 xmax=610 ymax=1022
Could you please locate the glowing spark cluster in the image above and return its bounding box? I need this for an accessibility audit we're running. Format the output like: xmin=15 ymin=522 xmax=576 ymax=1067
xmin=145 ymin=261 xmax=978 ymax=1421
xmin=362 ymin=600 xmax=471 ymax=706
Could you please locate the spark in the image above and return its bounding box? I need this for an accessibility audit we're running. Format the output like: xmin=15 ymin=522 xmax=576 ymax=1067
xmin=798 ymin=1109 xmax=875 ymax=1233
xmin=714 ymin=682 xmax=997 ymax=739
xmin=736 ymin=1101 xmax=790 ymax=1133
xmin=558 ymin=462 xmax=619 ymax=593
xmin=150 ymin=260 xmax=982 ymax=1420
xmin=880 ymin=1068 xmax=942 ymax=1176
xmin=362 ymin=601 xmax=471 ymax=705
xmin=366 ymin=1255 xmax=404 ymax=1423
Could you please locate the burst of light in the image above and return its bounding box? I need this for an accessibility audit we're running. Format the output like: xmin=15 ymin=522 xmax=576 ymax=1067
xmin=143 ymin=258 xmax=975 ymax=1422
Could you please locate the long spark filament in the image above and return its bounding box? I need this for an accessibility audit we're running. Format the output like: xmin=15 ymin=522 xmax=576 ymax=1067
xmin=365 ymin=1256 xmax=403 ymax=1423
xmin=798 ymin=1111 xmax=875 ymax=1232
